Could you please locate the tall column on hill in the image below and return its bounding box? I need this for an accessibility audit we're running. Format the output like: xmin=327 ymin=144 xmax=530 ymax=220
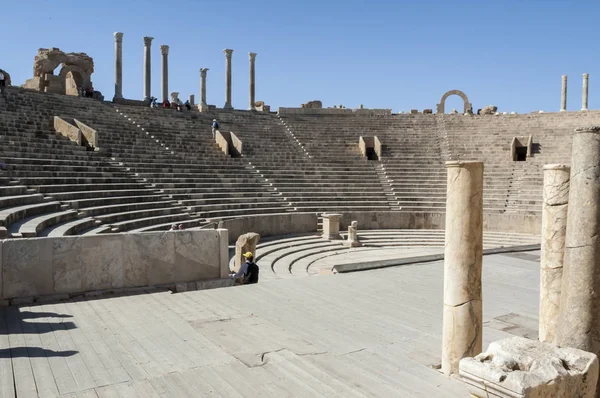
xmin=143 ymin=37 xmax=153 ymax=101
xmin=539 ymin=164 xmax=570 ymax=343
xmin=223 ymin=49 xmax=233 ymax=109
xmin=555 ymin=127 xmax=600 ymax=361
xmin=582 ymin=73 xmax=589 ymax=111
xmin=248 ymin=52 xmax=257 ymax=110
xmin=113 ymin=32 xmax=124 ymax=100
xmin=160 ymin=45 xmax=169 ymax=102
xmin=561 ymin=75 xmax=568 ymax=112
xmin=442 ymin=160 xmax=483 ymax=376
xmin=199 ymin=68 xmax=209 ymax=111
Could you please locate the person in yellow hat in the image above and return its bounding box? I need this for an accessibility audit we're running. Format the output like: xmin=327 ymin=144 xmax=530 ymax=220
xmin=230 ymin=252 xmax=259 ymax=284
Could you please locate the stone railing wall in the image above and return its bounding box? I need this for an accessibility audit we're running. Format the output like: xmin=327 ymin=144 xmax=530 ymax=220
xmin=53 ymin=116 xmax=99 ymax=148
xmin=0 ymin=229 xmax=229 ymax=302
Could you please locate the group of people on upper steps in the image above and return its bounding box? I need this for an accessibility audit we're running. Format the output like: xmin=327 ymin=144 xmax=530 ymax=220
xmin=149 ymin=97 xmax=192 ymax=111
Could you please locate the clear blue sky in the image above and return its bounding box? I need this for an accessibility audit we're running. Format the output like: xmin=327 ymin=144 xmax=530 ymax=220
xmin=1 ymin=0 xmax=598 ymax=113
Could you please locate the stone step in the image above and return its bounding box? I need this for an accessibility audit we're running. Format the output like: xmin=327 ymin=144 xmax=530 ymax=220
xmin=16 ymin=209 xmax=79 ymax=237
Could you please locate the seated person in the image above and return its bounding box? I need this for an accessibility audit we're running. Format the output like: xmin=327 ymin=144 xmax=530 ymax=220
xmin=230 ymin=252 xmax=259 ymax=284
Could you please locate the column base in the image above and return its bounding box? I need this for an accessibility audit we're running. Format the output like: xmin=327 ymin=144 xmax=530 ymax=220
xmin=560 ymin=109 xmax=567 ymax=112
xmin=197 ymin=103 xmax=209 ymax=112
xmin=224 ymin=103 xmax=233 ymax=110
xmin=112 ymin=95 xmax=123 ymax=102
xmin=581 ymin=108 xmax=589 ymax=112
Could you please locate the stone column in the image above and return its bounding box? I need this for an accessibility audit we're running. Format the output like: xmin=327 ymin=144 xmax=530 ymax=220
xmin=223 ymin=49 xmax=233 ymax=109
xmin=556 ymin=127 xmax=600 ymax=358
xmin=322 ymin=213 xmax=343 ymax=240
xmin=582 ymin=73 xmax=589 ymax=111
xmin=143 ymin=37 xmax=153 ymax=101
xmin=189 ymin=94 xmax=195 ymax=106
xmin=160 ymin=45 xmax=169 ymax=102
xmin=199 ymin=68 xmax=209 ymax=111
xmin=113 ymin=32 xmax=124 ymax=100
xmin=248 ymin=52 xmax=257 ymax=110
xmin=561 ymin=75 xmax=568 ymax=112
xmin=442 ymin=160 xmax=483 ymax=376
xmin=539 ymin=164 xmax=570 ymax=343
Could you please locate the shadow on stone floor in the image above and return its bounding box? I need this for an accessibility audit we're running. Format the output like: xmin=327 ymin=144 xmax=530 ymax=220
xmin=0 ymin=347 xmax=78 ymax=358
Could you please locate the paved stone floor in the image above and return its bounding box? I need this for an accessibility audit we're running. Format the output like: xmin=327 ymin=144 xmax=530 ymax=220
xmin=0 ymin=251 xmax=540 ymax=397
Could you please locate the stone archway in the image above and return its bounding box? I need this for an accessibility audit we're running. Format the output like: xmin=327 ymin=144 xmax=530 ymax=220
xmin=0 ymin=69 xmax=11 ymax=86
xmin=59 ymin=64 xmax=91 ymax=95
xmin=436 ymin=90 xmax=472 ymax=114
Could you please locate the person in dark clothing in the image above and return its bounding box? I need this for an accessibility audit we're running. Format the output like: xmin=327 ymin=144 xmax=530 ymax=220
xmin=230 ymin=252 xmax=259 ymax=284
xmin=184 ymin=100 xmax=191 ymax=111
xmin=212 ymin=119 xmax=219 ymax=138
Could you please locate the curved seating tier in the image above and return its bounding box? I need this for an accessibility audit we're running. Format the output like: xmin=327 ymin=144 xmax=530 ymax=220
xmin=242 ymin=230 xmax=541 ymax=282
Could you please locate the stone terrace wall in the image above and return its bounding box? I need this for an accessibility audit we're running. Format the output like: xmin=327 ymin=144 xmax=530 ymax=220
xmin=0 ymin=229 xmax=229 ymax=302
xmin=278 ymin=107 xmax=393 ymax=116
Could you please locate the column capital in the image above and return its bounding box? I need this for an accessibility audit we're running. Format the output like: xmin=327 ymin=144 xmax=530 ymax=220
xmin=249 ymin=52 xmax=257 ymax=61
xmin=114 ymin=32 xmax=124 ymax=42
xmin=160 ymin=45 xmax=170 ymax=55
xmin=562 ymin=75 xmax=568 ymax=80
xmin=583 ymin=73 xmax=589 ymax=78
xmin=223 ymin=49 xmax=234 ymax=58
xmin=143 ymin=36 xmax=154 ymax=46
xmin=200 ymin=68 xmax=209 ymax=77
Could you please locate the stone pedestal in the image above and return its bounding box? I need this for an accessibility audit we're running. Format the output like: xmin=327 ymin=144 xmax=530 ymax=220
xmin=343 ymin=221 xmax=362 ymax=247
xmin=322 ymin=214 xmax=343 ymax=240
xmin=160 ymin=45 xmax=169 ymax=102
xmin=223 ymin=49 xmax=233 ymax=109
xmin=143 ymin=37 xmax=153 ymax=101
xmin=248 ymin=52 xmax=257 ymax=110
xmin=189 ymin=94 xmax=194 ymax=106
xmin=199 ymin=68 xmax=209 ymax=112
xmin=234 ymin=232 xmax=260 ymax=272
xmin=442 ymin=160 xmax=483 ymax=376
xmin=113 ymin=32 xmax=124 ymax=100
xmin=556 ymin=127 xmax=600 ymax=363
xmin=561 ymin=75 xmax=567 ymax=112
xmin=539 ymin=164 xmax=570 ymax=343
xmin=582 ymin=73 xmax=589 ymax=111
xmin=459 ymin=337 xmax=599 ymax=398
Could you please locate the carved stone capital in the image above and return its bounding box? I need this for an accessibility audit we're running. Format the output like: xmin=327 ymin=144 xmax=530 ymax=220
xmin=114 ymin=32 xmax=124 ymax=42
xmin=160 ymin=45 xmax=170 ymax=55
xmin=143 ymin=36 xmax=154 ymax=46
xmin=249 ymin=52 xmax=257 ymax=62
xmin=200 ymin=68 xmax=209 ymax=77
xmin=223 ymin=49 xmax=233 ymax=58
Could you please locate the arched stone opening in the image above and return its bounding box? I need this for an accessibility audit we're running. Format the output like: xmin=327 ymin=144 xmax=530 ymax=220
xmin=59 ymin=65 xmax=91 ymax=96
xmin=436 ymin=90 xmax=472 ymax=114
xmin=0 ymin=69 xmax=12 ymax=86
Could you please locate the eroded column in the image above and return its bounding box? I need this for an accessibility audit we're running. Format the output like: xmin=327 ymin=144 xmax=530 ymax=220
xmin=223 ymin=49 xmax=233 ymax=109
xmin=442 ymin=160 xmax=483 ymax=376
xmin=199 ymin=68 xmax=208 ymax=111
xmin=539 ymin=164 xmax=570 ymax=343
xmin=561 ymin=75 xmax=568 ymax=112
xmin=249 ymin=52 xmax=257 ymax=110
xmin=160 ymin=45 xmax=169 ymax=102
xmin=143 ymin=37 xmax=153 ymax=101
xmin=113 ymin=32 xmax=124 ymax=100
xmin=556 ymin=127 xmax=600 ymax=357
xmin=582 ymin=73 xmax=589 ymax=111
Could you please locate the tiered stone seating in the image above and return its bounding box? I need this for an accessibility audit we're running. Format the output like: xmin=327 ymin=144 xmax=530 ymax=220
xmin=279 ymin=114 xmax=446 ymax=212
xmin=0 ymin=88 xmax=193 ymax=236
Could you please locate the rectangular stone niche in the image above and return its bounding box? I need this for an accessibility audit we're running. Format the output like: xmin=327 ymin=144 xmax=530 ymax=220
xmin=511 ymin=136 xmax=533 ymax=161
xmin=359 ymin=136 xmax=382 ymax=160
xmin=459 ymin=336 xmax=599 ymax=398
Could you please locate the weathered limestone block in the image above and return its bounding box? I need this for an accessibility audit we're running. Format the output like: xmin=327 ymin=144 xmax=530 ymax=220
xmin=344 ymin=221 xmax=362 ymax=247
xmin=322 ymin=213 xmax=343 ymax=240
xmin=442 ymin=161 xmax=483 ymax=376
xmin=480 ymin=105 xmax=498 ymax=115
xmin=451 ymin=109 xmax=458 ymax=114
xmin=301 ymin=100 xmax=322 ymax=109
xmin=459 ymin=337 xmax=599 ymax=398
xmin=539 ymin=164 xmax=570 ymax=343
xmin=234 ymin=232 xmax=260 ymax=271
xmin=409 ymin=109 xmax=419 ymax=114
xmin=170 ymin=92 xmax=182 ymax=105
xmin=556 ymin=127 xmax=600 ymax=362
xmin=422 ymin=109 xmax=433 ymax=114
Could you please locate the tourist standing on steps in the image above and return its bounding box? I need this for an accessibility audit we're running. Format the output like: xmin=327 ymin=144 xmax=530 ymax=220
xmin=230 ymin=252 xmax=259 ymax=284
xmin=212 ymin=119 xmax=219 ymax=139
xmin=0 ymin=71 xmax=5 ymax=95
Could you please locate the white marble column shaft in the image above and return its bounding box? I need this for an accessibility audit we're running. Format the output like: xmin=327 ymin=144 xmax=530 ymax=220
xmin=539 ymin=164 xmax=570 ymax=343
xmin=442 ymin=160 xmax=483 ymax=376
xmin=582 ymin=73 xmax=589 ymax=111
xmin=561 ymin=75 xmax=568 ymax=112
xmin=160 ymin=45 xmax=169 ymax=102
xmin=143 ymin=37 xmax=153 ymax=101
xmin=249 ymin=52 xmax=257 ymax=110
xmin=113 ymin=32 xmax=124 ymax=100
xmin=556 ymin=127 xmax=600 ymax=359
xmin=199 ymin=68 xmax=209 ymax=111
xmin=223 ymin=49 xmax=233 ymax=109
